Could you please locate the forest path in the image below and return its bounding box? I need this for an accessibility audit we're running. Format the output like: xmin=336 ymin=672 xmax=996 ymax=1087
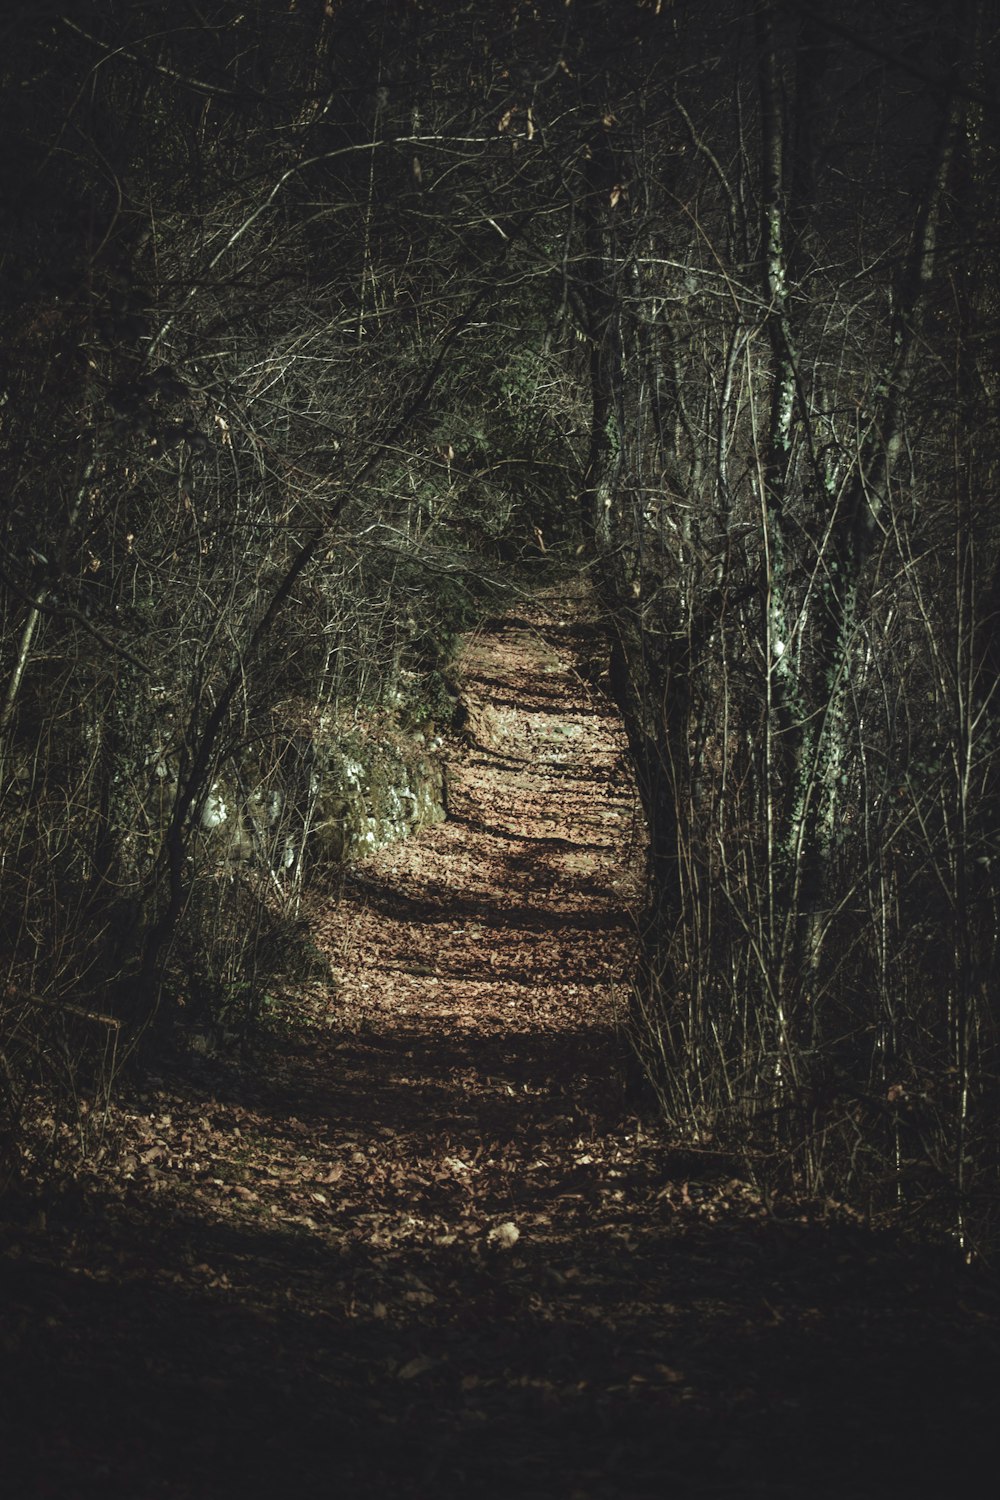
xmin=2 ymin=585 xmax=998 ymax=1499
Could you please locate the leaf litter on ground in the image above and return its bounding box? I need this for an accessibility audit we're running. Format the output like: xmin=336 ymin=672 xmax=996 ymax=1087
xmin=2 ymin=581 xmax=999 ymax=1499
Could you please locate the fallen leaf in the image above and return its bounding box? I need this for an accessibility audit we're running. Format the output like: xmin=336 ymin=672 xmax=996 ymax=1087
xmin=487 ymin=1221 xmax=520 ymax=1250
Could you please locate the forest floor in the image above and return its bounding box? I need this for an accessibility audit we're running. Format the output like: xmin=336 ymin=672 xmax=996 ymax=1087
xmin=2 ymin=583 xmax=999 ymax=1499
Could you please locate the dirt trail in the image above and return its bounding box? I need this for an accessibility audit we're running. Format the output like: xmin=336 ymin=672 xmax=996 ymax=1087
xmin=316 ymin=590 xmax=641 ymax=1118
xmin=2 ymin=589 xmax=999 ymax=1500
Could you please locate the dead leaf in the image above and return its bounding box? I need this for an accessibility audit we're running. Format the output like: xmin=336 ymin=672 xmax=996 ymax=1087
xmin=487 ymin=1221 xmax=520 ymax=1250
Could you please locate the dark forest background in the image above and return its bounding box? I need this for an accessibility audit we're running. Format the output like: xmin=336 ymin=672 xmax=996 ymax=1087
xmin=2 ymin=0 xmax=999 ymax=1257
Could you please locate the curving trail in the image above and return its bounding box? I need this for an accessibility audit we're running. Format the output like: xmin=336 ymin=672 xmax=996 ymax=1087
xmin=317 ymin=589 xmax=641 ymax=1101
xmin=2 ymin=587 xmax=997 ymax=1499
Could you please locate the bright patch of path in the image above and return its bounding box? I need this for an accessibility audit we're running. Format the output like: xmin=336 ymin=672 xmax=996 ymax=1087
xmin=329 ymin=591 xmax=642 ymax=1038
